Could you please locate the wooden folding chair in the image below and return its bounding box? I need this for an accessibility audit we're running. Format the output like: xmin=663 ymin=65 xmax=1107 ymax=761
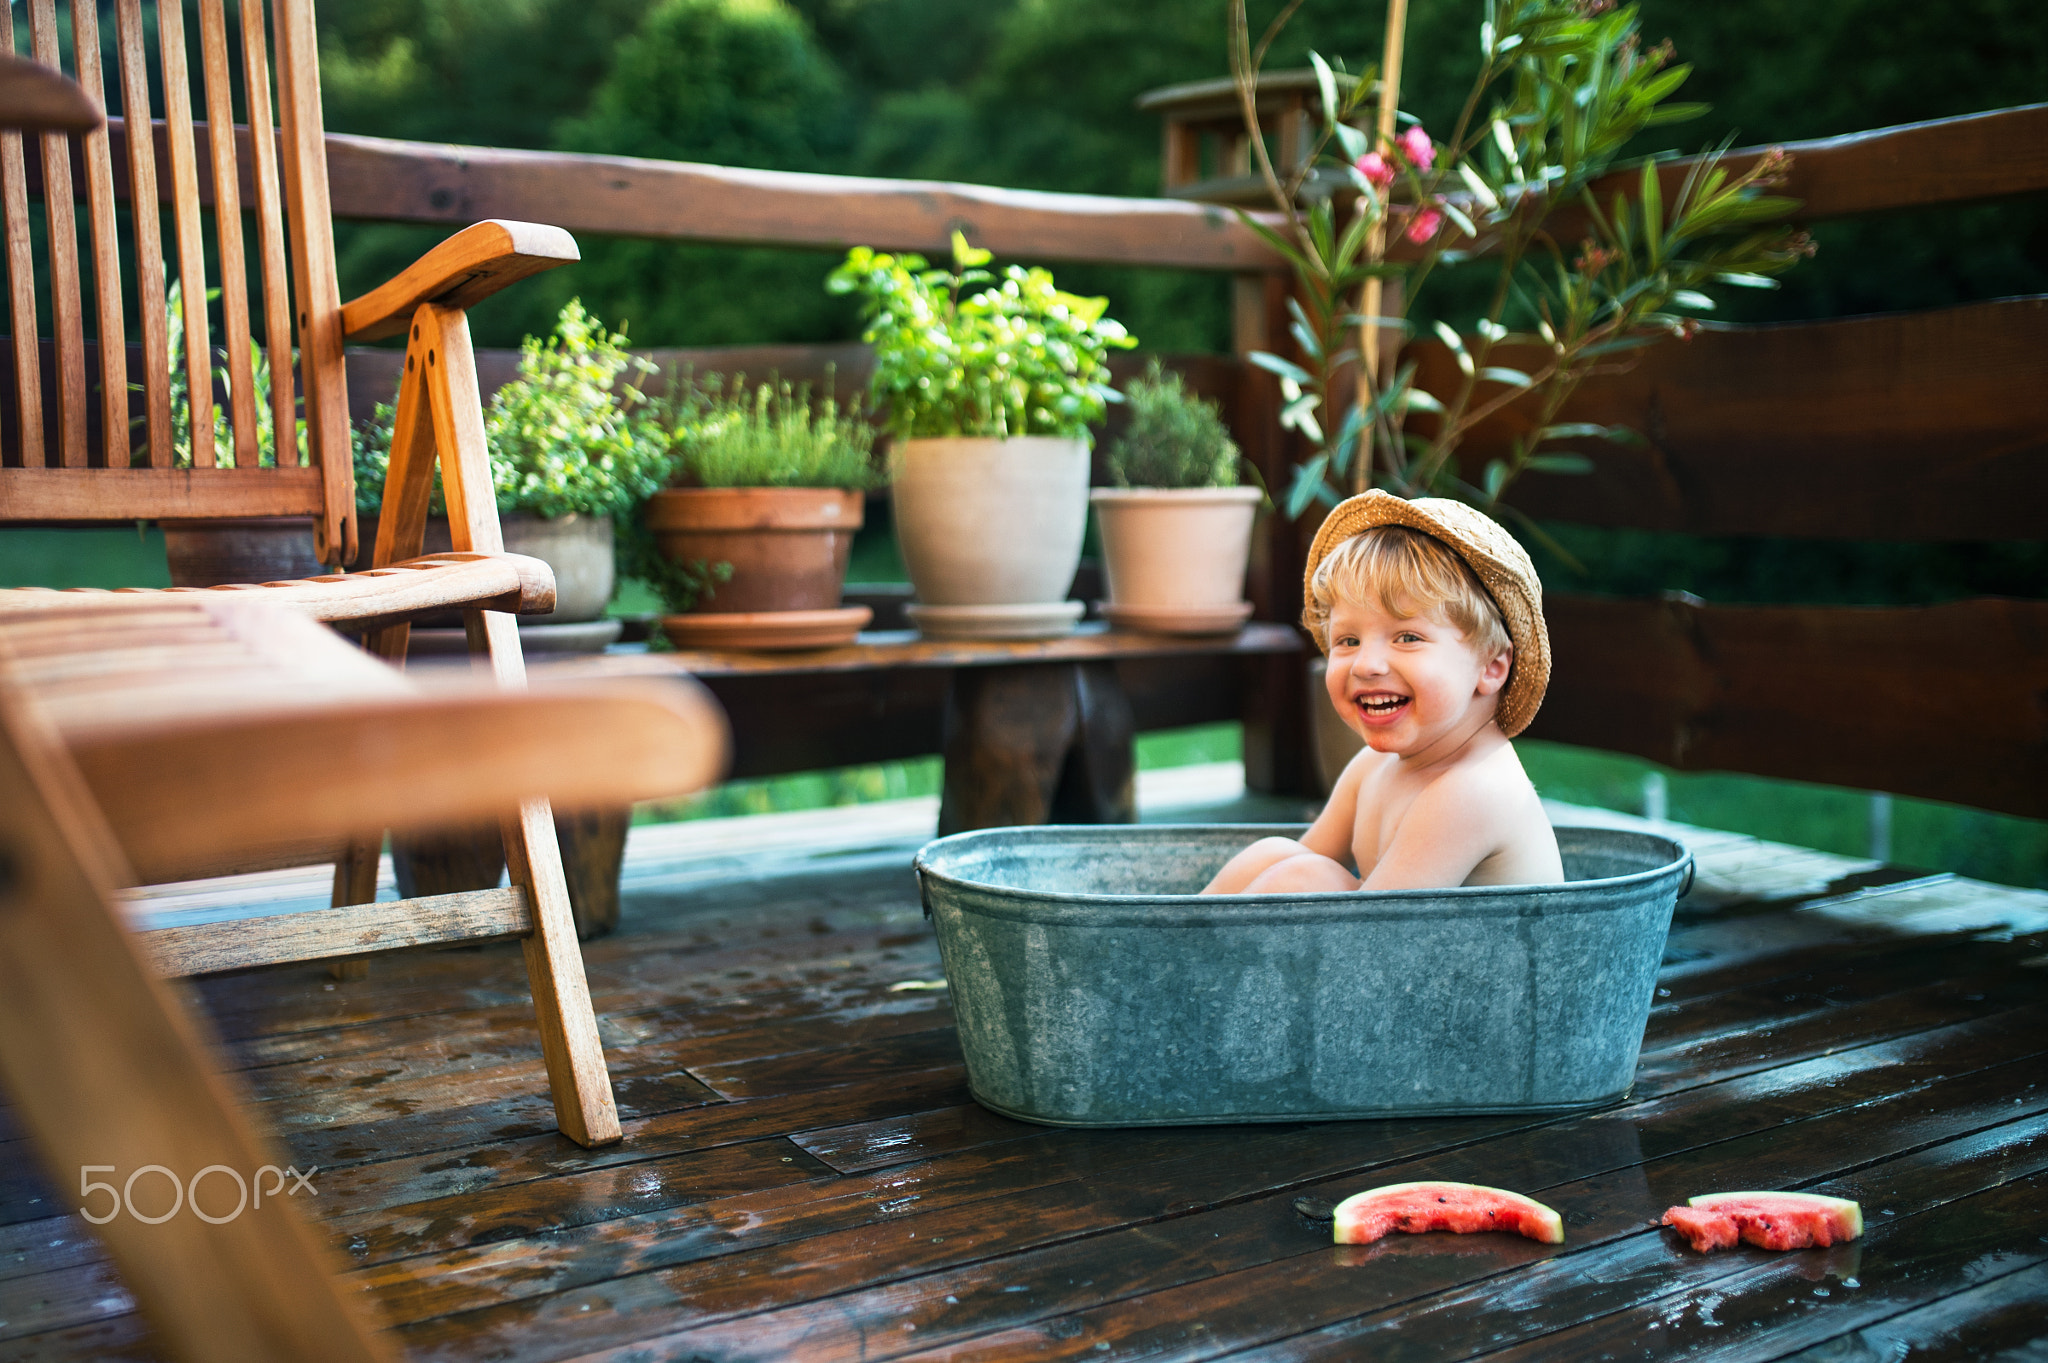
xmin=0 ymin=0 xmax=635 ymax=1147
xmin=0 ymin=594 xmax=724 ymax=1363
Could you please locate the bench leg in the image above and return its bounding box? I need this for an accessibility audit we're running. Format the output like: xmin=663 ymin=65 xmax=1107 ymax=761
xmin=939 ymin=661 xmax=1137 ymax=834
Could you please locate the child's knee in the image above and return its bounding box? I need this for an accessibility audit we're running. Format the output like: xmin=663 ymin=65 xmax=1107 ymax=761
xmin=1247 ymin=852 xmax=1358 ymax=894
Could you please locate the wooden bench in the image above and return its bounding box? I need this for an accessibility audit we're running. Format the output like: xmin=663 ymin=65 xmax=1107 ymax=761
xmin=540 ymin=622 xmax=1303 ymax=834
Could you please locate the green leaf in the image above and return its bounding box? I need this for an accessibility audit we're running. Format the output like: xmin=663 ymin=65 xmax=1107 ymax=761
xmin=950 ymin=229 xmax=992 ymax=270
xmin=1581 ymin=333 xmax=1663 ymax=356
xmin=1714 ymin=271 xmax=1780 ymax=289
xmin=1310 ymin=52 xmax=1340 ymax=131
xmin=1247 ymin=351 xmax=1313 ymax=385
xmin=1643 ymin=101 xmax=1711 ymax=126
xmin=1640 ymin=160 xmax=1664 ymax=269
xmin=1285 ymin=457 xmax=1332 ymax=519
xmin=1456 ymin=161 xmax=1501 ymax=212
xmin=1482 ymin=458 xmax=1509 ymax=499
xmin=1478 ymin=367 xmax=1534 ymax=386
xmin=1430 ymin=319 xmax=1468 ymax=357
xmin=1333 ymin=122 xmax=1369 ymax=163
xmin=1398 ymin=386 xmax=1445 ymax=414
xmin=1671 ymin=289 xmax=1716 ymax=310
xmin=1525 ymin=453 xmax=1595 ymax=475
xmin=1538 ymin=422 xmax=1614 ymax=441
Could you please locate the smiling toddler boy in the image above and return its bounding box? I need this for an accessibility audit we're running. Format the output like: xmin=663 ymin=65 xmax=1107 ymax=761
xmin=1203 ymin=490 xmax=1563 ymax=894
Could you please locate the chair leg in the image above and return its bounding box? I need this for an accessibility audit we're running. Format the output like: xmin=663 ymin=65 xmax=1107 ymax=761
xmin=467 ymin=604 xmax=623 ymax=1148
xmin=415 ymin=297 xmax=621 ymax=1148
xmin=325 ymin=836 xmax=381 ymax=981
xmin=0 ymin=686 xmax=392 ymax=1361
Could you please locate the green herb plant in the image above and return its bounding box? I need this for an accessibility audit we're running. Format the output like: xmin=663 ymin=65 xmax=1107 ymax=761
xmin=826 ymin=230 xmax=1136 ymax=442
xmin=353 ymin=298 xmax=673 ymax=520
xmin=1231 ymin=0 xmax=1815 ymax=536
xmin=1105 ymin=360 xmax=1245 ymax=491
xmin=670 ymin=370 xmax=883 ymax=490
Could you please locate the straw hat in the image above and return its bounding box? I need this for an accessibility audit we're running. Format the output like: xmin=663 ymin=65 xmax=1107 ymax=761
xmin=1302 ymin=489 xmax=1550 ymax=738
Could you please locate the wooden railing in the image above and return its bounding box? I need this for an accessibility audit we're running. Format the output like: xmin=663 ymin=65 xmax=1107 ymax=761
xmin=42 ymin=103 xmax=2048 ymax=818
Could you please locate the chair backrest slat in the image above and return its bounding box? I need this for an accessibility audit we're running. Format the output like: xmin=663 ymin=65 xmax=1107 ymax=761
xmin=114 ymin=0 xmax=172 ymax=469
xmin=197 ymin=0 xmax=257 ymax=471
xmin=238 ymin=0 xmax=297 ymax=467
xmin=0 ymin=0 xmax=355 ymax=561
xmin=70 ymin=0 xmax=129 ymax=466
xmin=272 ymin=0 xmax=351 ymax=560
xmin=155 ymin=0 xmax=215 ymax=466
xmin=28 ymin=0 xmax=86 ymax=468
xmin=0 ymin=6 xmax=45 ymax=467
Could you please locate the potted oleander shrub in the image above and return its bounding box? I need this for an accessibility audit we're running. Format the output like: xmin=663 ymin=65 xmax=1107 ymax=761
xmin=641 ymin=372 xmax=884 ymax=649
xmin=1091 ymin=361 xmax=1263 ymax=635
xmin=352 ymin=299 xmax=675 ymax=651
xmin=827 ymin=232 xmax=1134 ymax=639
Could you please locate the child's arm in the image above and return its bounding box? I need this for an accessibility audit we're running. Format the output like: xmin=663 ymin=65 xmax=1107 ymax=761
xmin=1356 ymin=765 xmax=1514 ymax=891
xmin=1296 ymin=747 xmax=1366 ymax=868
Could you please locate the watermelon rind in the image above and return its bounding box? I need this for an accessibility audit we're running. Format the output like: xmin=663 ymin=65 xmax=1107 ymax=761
xmin=1330 ymin=1181 xmax=1565 ymax=1245
xmin=1685 ymin=1190 xmax=1863 ymax=1239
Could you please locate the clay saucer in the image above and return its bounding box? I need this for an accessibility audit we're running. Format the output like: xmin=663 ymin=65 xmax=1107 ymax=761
xmin=904 ymin=601 xmax=1084 ymax=640
xmin=1099 ymin=601 xmax=1254 ymax=636
xmin=660 ymin=606 xmax=872 ymax=651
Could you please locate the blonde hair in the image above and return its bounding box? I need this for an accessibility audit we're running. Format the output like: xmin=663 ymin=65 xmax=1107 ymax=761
xmin=1306 ymin=525 xmax=1511 ymax=659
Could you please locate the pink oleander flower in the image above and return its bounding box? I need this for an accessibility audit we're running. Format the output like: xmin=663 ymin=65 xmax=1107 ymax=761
xmin=1354 ymin=151 xmax=1396 ymax=192
xmin=1404 ymin=205 xmax=1444 ymax=244
xmin=1398 ymin=125 xmax=1436 ymax=172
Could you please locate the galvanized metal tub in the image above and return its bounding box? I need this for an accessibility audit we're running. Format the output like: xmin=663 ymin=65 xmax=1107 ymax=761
xmin=915 ymin=824 xmax=1692 ymax=1127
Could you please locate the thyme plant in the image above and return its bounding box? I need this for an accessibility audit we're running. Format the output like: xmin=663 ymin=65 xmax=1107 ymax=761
xmin=1105 ymin=361 xmax=1245 ymax=490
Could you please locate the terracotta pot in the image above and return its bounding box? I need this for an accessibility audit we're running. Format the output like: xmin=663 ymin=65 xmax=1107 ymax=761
xmin=1091 ymin=486 xmax=1262 ymax=607
xmin=162 ymin=517 xmax=326 ymax=587
xmin=644 ymin=487 xmax=864 ymax=614
xmin=351 ymin=512 xmax=616 ymax=624
xmin=890 ymin=436 xmax=1090 ymax=637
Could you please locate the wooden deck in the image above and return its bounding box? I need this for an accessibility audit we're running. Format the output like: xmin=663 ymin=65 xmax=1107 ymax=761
xmin=3 ymin=789 xmax=2047 ymax=1361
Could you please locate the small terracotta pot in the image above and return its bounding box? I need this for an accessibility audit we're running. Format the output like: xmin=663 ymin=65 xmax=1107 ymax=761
xmin=1091 ymin=486 xmax=1263 ymax=608
xmin=644 ymin=487 xmax=864 ymax=614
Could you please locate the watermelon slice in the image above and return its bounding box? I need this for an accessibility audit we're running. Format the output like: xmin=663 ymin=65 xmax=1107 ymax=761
xmin=1661 ymin=1191 xmax=1863 ymax=1252
xmin=1331 ymin=1181 xmax=1565 ymax=1245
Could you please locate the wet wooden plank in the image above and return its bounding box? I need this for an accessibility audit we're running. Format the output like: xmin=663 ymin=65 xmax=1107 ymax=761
xmin=445 ymin=1026 xmax=2045 ymax=1363
xmin=1773 ymin=1257 xmax=2048 ymax=1362
xmin=352 ymin=1006 xmax=2043 ymax=1359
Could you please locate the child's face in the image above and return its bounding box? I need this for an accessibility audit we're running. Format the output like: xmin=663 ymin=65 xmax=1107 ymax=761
xmin=1323 ymin=592 xmax=1511 ymax=760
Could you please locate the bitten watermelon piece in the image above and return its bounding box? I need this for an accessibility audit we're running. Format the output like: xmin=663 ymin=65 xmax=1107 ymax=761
xmin=1661 ymin=1191 xmax=1863 ymax=1252
xmin=1331 ymin=1181 xmax=1565 ymax=1245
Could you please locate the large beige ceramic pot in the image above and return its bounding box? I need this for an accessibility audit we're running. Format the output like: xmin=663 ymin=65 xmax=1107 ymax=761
xmin=891 ymin=435 xmax=1090 ymax=639
xmin=1090 ymin=485 xmax=1262 ymax=635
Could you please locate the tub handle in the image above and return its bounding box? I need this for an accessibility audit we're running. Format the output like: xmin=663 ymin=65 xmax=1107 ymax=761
xmin=917 ymin=870 xmax=934 ymax=921
xmin=1678 ymin=857 xmax=1696 ymax=900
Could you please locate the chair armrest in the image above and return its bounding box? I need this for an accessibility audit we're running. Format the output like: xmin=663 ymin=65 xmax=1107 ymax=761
xmin=339 ymin=220 xmax=579 ymax=342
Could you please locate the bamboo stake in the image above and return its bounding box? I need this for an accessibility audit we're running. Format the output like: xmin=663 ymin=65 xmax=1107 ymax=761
xmin=1355 ymin=0 xmax=1408 ymax=494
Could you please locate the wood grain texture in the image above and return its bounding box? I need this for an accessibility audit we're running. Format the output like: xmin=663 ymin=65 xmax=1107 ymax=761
xmin=339 ymin=219 xmax=579 ymax=342
xmin=155 ymin=0 xmax=215 ymax=466
xmin=540 ymin=622 xmax=1302 ymax=681
xmin=1416 ymin=296 xmax=2048 ymax=542
xmin=196 ymin=0 xmax=259 ymax=472
xmin=27 ymin=1 xmax=85 ymax=469
xmin=0 ymin=464 xmax=327 ymax=517
xmin=270 ymin=0 xmax=353 ymax=564
xmin=0 ymin=633 xmax=394 ymax=1361
xmin=143 ymin=887 xmax=532 ymax=976
xmin=113 ymin=0 xmax=171 ymax=470
xmin=1531 ymin=593 xmax=2048 ymax=818
xmin=233 ymin=0 xmax=298 ymax=466
xmin=0 ymin=7 xmax=45 ymax=467
xmin=64 ymin=3 xmax=126 ymax=468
